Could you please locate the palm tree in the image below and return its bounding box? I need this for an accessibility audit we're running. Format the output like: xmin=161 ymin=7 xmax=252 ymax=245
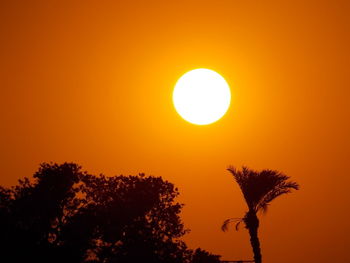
xmin=222 ymin=166 xmax=299 ymax=263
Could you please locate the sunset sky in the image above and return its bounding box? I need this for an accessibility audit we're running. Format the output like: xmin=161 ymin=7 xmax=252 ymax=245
xmin=1 ymin=1 xmax=349 ymax=262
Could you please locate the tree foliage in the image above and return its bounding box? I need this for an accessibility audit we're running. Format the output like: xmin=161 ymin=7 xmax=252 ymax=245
xmin=191 ymin=248 xmax=221 ymax=263
xmin=227 ymin=166 xmax=299 ymax=213
xmin=0 ymin=163 xmax=220 ymax=263
xmin=0 ymin=163 xmax=176 ymax=262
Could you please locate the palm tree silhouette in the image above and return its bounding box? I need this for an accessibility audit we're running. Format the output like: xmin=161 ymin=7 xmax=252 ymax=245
xmin=222 ymin=166 xmax=299 ymax=263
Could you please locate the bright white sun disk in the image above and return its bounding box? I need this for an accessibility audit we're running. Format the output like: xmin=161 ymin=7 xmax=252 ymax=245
xmin=173 ymin=68 xmax=231 ymax=125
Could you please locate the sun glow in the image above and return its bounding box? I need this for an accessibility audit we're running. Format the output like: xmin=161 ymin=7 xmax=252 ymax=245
xmin=173 ymin=69 xmax=231 ymax=125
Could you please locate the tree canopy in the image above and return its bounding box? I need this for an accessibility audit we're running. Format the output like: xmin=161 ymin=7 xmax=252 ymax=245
xmin=0 ymin=163 xmax=220 ymax=263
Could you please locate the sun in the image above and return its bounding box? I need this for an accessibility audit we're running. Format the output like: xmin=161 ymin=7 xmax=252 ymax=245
xmin=173 ymin=68 xmax=231 ymax=125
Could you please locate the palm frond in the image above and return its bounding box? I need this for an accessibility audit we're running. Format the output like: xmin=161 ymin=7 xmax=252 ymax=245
xmin=227 ymin=166 xmax=299 ymax=213
xmin=259 ymin=202 xmax=269 ymax=214
xmin=256 ymin=174 xmax=299 ymax=212
xmin=235 ymin=220 xmax=242 ymax=231
xmin=221 ymin=217 xmax=243 ymax=232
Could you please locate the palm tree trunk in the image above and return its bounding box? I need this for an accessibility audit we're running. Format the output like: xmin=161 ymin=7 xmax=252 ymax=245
xmin=245 ymin=211 xmax=262 ymax=263
xmin=248 ymin=224 xmax=262 ymax=263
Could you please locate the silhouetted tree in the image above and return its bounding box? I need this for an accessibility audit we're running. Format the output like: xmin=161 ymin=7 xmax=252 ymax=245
xmin=79 ymin=172 xmax=190 ymax=263
xmin=222 ymin=166 xmax=299 ymax=263
xmin=0 ymin=163 xmax=199 ymax=263
xmin=191 ymin=248 xmax=221 ymax=263
xmin=0 ymin=163 xmax=83 ymax=262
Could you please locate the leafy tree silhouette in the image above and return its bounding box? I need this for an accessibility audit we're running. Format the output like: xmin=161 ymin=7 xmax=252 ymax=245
xmin=222 ymin=166 xmax=299 ymax=263
xmin=191 ymin=248 xmax=221 ymax=263
xmin=0 ymin=163 xmax=220 ymax=263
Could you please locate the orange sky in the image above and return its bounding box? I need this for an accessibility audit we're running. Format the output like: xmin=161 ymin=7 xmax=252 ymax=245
xmin=1 ymin=1 xmax=349 ymax=262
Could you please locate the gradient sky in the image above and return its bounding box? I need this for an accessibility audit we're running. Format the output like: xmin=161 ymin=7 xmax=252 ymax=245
xmin=1 ymin=1 xmax=349 ymax=262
